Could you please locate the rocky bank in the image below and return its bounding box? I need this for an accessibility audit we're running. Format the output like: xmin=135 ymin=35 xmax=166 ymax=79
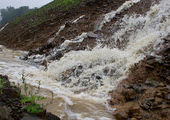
xmin=110 ymin=35 xmax=170 ymax=120
xmin=0 ymin=75 xmax=60 ymax=120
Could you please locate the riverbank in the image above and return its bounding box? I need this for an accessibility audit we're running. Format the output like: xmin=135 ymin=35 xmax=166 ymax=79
xmin=110 ymin=35 xmax=170 ymax=120
xmin=0 ymin=0 xmax=169 ymax=119
xmin=0 ymin=75 xmax=60 ymax=120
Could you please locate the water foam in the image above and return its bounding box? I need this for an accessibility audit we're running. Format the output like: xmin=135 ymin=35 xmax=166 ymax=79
xmin=0 ymin=0 xmax=169 ymax=119
xmin=98 ymin=0 xmax=141 ymax=30
xmin=0 ymin=23 xmax=8 ymax=32
xmin=44 ymin=0 xmax=170 ymax=98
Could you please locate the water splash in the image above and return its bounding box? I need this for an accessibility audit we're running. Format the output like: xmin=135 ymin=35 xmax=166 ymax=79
xmin=55 ymin=15 xmax=85 ymax=36
xmin=0 ymin=0 xmax=169 ymax=119
xmin=0 ymin=23 xmax=8 ymax=32
xmin=60 ymin=32 xmax=87 ymax=48
xmin=44 ymin=0 xmax=170 ymax=97
xmin=72 ymin=15 xmax=85 ymax=24
xmin=98 ymin=0 xmax=141 ymax=30
xmin=56 ymin=24 xmax=66 ymax=36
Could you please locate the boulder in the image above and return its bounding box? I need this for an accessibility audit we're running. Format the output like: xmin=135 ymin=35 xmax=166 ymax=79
xmin=0 ymin=105 xmax=13 ymax=120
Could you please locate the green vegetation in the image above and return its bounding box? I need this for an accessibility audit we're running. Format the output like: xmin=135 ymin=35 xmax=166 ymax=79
xmin=11 ymin=0 xmax=84 ymax=28
xmin=0 ymin=6 xmax=32 ymax=26
xmin=19 ymin=71 xmax=45 ymax=114
xmin=0 ymin=78 xmax=6 ymax=94
xmin=21 ymin=95 xmax=45 ymax=114
xmin=43 ymin=0 xmax=84 ymax=9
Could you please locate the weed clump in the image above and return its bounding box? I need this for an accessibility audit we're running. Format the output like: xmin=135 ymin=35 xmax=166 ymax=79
xmin=19 ymin=71 xmax=45 ymax=114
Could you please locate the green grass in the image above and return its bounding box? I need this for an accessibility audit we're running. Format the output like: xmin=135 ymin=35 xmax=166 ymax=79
xmin=11 ymin=0 xmax=84 ymax=29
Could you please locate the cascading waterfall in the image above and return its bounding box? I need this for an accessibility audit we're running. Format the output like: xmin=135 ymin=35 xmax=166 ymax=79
xmin=98 ymin=0 xmax=141 ymax=30
xmin=0 ymin=0 xmax=169 ymax=119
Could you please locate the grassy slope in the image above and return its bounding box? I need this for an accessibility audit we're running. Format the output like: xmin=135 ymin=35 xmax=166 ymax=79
xmin=11 ymin=0 xmax=84 ymax=29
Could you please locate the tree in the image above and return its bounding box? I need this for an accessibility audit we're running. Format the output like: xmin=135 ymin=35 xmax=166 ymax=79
xmin=0 ymin=6 xmax=32 ymax=26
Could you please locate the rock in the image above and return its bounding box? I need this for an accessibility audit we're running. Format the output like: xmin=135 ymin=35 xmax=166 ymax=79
xmin=146 ymin=56 xmax=157 ymax=65
xmin=155 ymin=91 xmax=163 ymax=98
xmin=133 ymin=84 xmax=146 ymax=94
xmin=77 ymin=65 xmax=83 ymax=69
xmin=54 ymin=51 xmax=63 ymax=60
xmin=140 ymin=99 xmax=152 ymax=111
xmin=165 ymin=93 xmax=170 ymax=100
xmin=20 ymin=55 xmax=28 ymax=60
xmin=2 ymin=88 xmax=19 ymax=98
xmin=144 ymin=78 xmax=159 ymax=87
xmin=46 ymin=42 xmax=53 ymax=49
xmin=114 ymin=111 xmax=128 ymax=120
xmin=28 ymin=50 xmax=35 ymax=56
xmin=41 ymin=59 xmax=48 ymax=69
xmin=87 ymin=32 xmax=98 ymax=38
xmin=48 ymin=51 xmax=63 ymax=61
xmin=123 ymin=84 xmax=133 ymax=89
xmin=47 ymin=38 xmax=55 ymax=44
xmin=145 ymin=64 xmax=154 ymax=69
xmin=152 ymin=97 xmax=162 ymax=109
xmin=0 ymin=105 xmax=13 ymax=120
xmin=163 ymin=35 xmax=170 ymax=41
xmin=157 ymin=83 xmax=166 ymax=87
xmin=65 ymin=21 xmax=72 ymax=27
xmin=166 ymin=76 xmax=170 ymax=80
xmin=122 ymin=88 xmax=137 ymax=101
xmin=103 ymin=67 xmax=109 ymax=75
xmin=131 ymin=118 xmax=137 ymax=120
xmin=45 ymin=112 xmax=60 ymax=120
xmin=96 ymin=75 xmax=102 ymax=80
xmin=21 ymin=113 xmax=41 ymax=120
xmin=129 ymin=106 xmax=140 ymax=114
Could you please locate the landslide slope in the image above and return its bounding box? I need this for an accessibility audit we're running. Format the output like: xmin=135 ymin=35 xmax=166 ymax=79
xmin=0 ymin=0 xmax=129 ymax=50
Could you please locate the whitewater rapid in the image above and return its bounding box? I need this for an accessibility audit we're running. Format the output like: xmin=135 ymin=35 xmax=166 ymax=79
xmin=0 ymin=0 xmax=169 ymax=119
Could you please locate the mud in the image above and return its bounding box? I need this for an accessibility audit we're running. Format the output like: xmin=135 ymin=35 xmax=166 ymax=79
xmin=109 ymin=35 xmax=170 ymax=120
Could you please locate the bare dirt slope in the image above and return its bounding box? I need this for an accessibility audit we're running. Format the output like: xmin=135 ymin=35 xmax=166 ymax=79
xmin=0 ymin=0 xmax=129 ymax=50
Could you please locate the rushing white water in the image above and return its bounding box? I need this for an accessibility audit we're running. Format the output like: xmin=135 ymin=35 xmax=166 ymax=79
xmin=0 ymin=23 xmax=8 ymax=32
xmin=55 ymin=15 xmax=85 ymax=36
xmin=56 ymin=24 xmax=66 ymax=36
xmin=72 ymin=15 xmax=85 ymax=24
xmin=60 ymin=32 xmax=87 ymax=48
xmin=98 ymin=0 xmax=141 ymax=30
xmin=0 ymin=0 xmax=170 ymax=119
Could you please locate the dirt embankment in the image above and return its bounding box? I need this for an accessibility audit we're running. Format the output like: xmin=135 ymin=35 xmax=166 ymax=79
xmin=0 ymin=0 xmax=158 ymax=64
xmin=20 ymin=0 xmax=157 ymax=64
xmin=109 ymin=36 xmax=170 ymax=120
xmin=0 ymin=0 xmax=128 ymax=51
xmin=0 ymin=75 xmax=60 ymax=120
xmin=0 ymin=0 xmax=169 ymax=120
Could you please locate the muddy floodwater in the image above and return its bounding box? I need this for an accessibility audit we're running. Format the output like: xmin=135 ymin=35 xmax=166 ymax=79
xmin=0 ymin=0 xmax=169 ymax=119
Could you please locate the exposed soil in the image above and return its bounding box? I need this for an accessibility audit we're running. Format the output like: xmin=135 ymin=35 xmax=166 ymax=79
xmin=0 ymin=75 xmax=23 ymax=120
xmin=0 ymin=0 xmax=169 ymax=120
xmin=21 ymin=0 xmax=157 ymax=64
xmin=0 ymin=75 xmax=60 ymax=120
xmin=99 ymin=0 xmax=160 ymax=48
xmin=0 ymin=0 xmax=128 ymax=51
xmin=109 ymin=35 xmax=170 ymax=120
